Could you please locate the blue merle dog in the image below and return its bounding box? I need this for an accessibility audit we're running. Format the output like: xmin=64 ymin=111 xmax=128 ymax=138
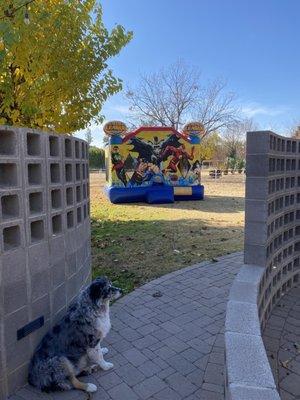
xmin=28 ymin=277 xmax=122 ymax=393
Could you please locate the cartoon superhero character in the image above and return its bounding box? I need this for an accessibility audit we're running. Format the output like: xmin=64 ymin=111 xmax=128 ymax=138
xmin=162 ymin=144 xmax=195 ymax=176
xmin=129 ymin=134 xmax=182 ymax=165
xmin=191 ymin=160 xmax=202 ymax=184
xmin=129 ymin=159 xmax=149 ymax=186
xmin=142 ymin=163 xmax=164 ymax=185
xmin=147 ymin=136 xmax=164 ymax=164
xmin=111 ymin=146 xmax=127 ymax=186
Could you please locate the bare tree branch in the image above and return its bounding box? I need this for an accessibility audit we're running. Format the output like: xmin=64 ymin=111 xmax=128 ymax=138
xmin=222 ymin=118 xmax=258 ymax=159
xmin=126 ymin=61 xmax=239 ymax=135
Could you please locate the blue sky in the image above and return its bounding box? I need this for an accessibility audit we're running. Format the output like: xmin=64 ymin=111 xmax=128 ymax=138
xmin=76 ymin=0 xmax=300 ymax=146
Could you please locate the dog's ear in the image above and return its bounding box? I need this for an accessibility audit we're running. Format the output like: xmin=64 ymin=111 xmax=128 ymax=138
xmin=89 ymin=278 xmax=106 ymax=303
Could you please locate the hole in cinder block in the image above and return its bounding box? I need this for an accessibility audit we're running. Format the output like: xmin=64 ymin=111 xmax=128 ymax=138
xmin=51 ymin=189 xmax=61 ymax=209
xmin=83 ymin=183 xmax=87 ymax=199
xmin=28 ymin=164 xmax=42 ymax=185
xmin=83 ymin=204 xmax=87 ymax=219
xmin=50 ymin=163 xmax=60 ymax=183
xmin=67 ymin=211 xmax=74 ymax=229
xmin=65 ymin=138 xmax=72 ymax=158
xmin=49 ymin=136 xmax=59 ymax=157
xmin=76 ymin=186 xmax=81 ymax=202
xmin=65 ymin=164 xmax=73 ymax=182
xmin=76 ymin=164 xmax=81 ymax=181
xmin=30 ymin=220 xmax=44 ymax=242
xmin=75 ymin=141 xmax=80 ymax=158
xmin=1 ymin=194 xmax=19 ymax=219
xmin=0 ymin=163 xmax=17 ymax=187
xmin=86 ymin=164 xmax=89 ymax=178
xmin=77 ymin=207 xmax=82 ymax=223
xmin=29 ymin=192 xmax=43 ymax=214
xmin=0 ymin=130 xmax=16 ymax=155
xmin=3 ymin=225 xmax=21 ymax=250
xmin=27 ymin=133 xmax=41 ymax=156
xmin=52 ymin=214 xmax=62 ymax=235
xmin=87 ymin=182 xmax=90 ymax=197
xmin=81 ymin=142 xmax=85 ymax=159
xmin=66 ymin=187 xmax=73 ymax=206
xmin=82 ymin=164 xmax=86 ymax=179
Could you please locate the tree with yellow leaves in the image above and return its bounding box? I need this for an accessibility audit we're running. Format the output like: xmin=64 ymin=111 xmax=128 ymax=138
xmin=0 ymin=1 xmax=132 ymax=133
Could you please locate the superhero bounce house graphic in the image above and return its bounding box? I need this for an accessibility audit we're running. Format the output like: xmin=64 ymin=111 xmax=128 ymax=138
xmin=104 ymin=121 xmax=205 ymax=204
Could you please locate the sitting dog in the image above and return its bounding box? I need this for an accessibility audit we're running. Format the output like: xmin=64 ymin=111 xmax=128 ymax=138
xmin=28 ymin=277 xmax=122 ymax=393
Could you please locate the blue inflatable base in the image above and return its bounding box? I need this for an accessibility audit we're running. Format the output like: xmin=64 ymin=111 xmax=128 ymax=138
xmin=105 ymin=185 xmax=204 ymax=204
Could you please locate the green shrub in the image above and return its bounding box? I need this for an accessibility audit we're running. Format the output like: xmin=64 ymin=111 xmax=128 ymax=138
xmin=89 ymin=146 xmax=105 ymax=169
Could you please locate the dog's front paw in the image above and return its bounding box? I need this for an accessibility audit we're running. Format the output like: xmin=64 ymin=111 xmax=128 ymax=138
xmin=101 ymin=347 xmax=109 ymax=355
xmin=86 ymin=383 xmax=97 ymax=393
xmin=99 ymin=361 xmax=114 ymax=371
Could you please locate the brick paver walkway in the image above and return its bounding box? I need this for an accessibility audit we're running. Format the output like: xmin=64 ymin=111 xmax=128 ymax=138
xmin=263 ymin=284 xmax=300 ymax=400
xmin=10 ymin=252 xmax=243 ymax=400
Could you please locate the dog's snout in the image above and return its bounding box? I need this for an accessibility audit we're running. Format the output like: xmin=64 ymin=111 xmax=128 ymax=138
xmin=111 ymin=285 xmax=122 ymax=294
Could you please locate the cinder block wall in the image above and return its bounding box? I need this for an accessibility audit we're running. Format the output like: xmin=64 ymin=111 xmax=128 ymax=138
xmin=225 ymin=131 xmax=300 ymax=400
xmin=245 ymin=131 xmax=300 ymax=328
xmin=0 ymin=126 xmax=91 ymax=398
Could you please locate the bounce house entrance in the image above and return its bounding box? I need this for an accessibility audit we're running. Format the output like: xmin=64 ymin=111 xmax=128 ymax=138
xmin=104 ymin=121 xmax=205 ymax=204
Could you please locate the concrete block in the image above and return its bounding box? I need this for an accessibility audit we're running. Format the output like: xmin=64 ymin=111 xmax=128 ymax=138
xmin=1 ymin=220 xmax=24 ymax=252
xmin=52 ymin=283 xmax=67 ymax=314
xmin=28 ymin=241 xmax=49 ymax=273
xmin=49 ymin=162 xmax=61 ymax=185
xmin=229 ymin=279 xmax=258 ymax=304
xmin=64 ymin=137 xmax=73 ymax=158
xmin=26 ymin=132 xmax=43 ymax=158
xmin=64 ymin=162 xmax=74 ymax=184
xmin=235 ymin=264 xmax=264 ymax=284
xmin=226 ymin=301 xmax=260 ymax=335
xmin=225 ymin=332 xmax=276 ymax=389
xmin=245 ymin=177 xmax=269 ymax=201
xmin=49 ymin=235 xmax=65 ymax=263
xmin=245 ymin=199 xmax=268 ymax=223
xmin=228 ymin=384 xmax=281 ymax=400
xmin=31 ymin=269 xmax=51 ymax=301
xmin=3 ymin=279 xmax=27 ymax=315
xmin=246 ymin=154 xmax=269 ymax=177
xmin=7 ymin=363 xmax=28 ymax=395
xmin=6 ymin=337 xmax=31 ymax=372
xmin=0 ymin=161 xmax=19 ymax=188
xmin=244 ymin=244 xmax=267 ymax=266
xmin=48 ymin=134 xmax=61 ymax=158
xmin=0 ymin=192 xmax=20 ymax=221
xmin=27 ymin=190 xmax=44 ymax=215
xmin=246 ymin=131 xmax=271 ymax=155
xmin=31 ymin=294 xmax=51 ymax=320
xmin=50 ymin=213 xmax=63 ymax=236
xmin=51 ymin=258 xmax=66 ymax=288
xmin=26 ymin=161 xmax=44 ymax=187
xmin=66 ymin=251 xmax=77 ymax=276
xmin=0 ymin=128 xmax=18 ymax=158
xmin=245 ymin=221 xmax=268 ymax=245
xmin=4 ymin=306 xmax=30 ymax=346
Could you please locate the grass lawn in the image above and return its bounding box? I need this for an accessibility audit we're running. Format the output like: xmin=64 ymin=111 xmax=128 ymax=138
xmin=90 ymin=171 xmax=245 ymax=293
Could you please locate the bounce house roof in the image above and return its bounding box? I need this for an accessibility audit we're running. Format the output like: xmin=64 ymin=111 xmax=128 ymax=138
xmin=122 ymin=126 xmax=190 ymax=143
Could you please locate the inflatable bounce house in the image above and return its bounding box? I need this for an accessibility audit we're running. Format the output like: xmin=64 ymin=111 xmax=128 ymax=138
xmin=104 ymin=121 xmax=205 ymax=204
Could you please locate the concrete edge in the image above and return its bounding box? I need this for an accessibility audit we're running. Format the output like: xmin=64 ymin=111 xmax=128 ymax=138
xmin=224 ymin=263 xmax=281 ymax=400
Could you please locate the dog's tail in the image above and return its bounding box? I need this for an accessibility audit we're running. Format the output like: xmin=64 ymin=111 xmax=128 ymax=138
xmin=29 ymin=355 xmax=95 ymax=393
xmin=28 ymin=355 xmax=70 ymax=392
